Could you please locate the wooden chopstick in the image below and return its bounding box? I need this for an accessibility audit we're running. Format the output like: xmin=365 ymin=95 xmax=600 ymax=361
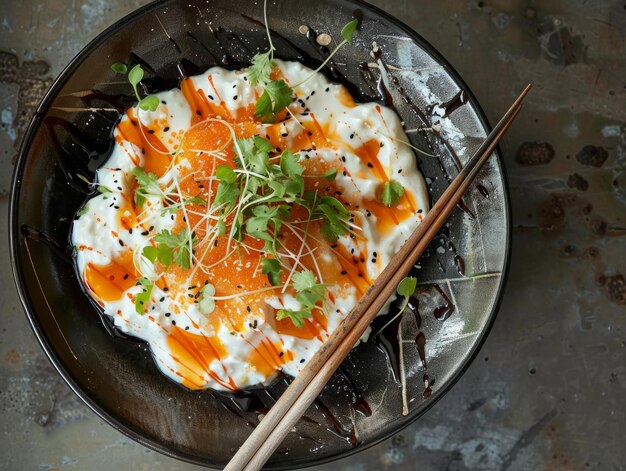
xmin=225 ymin=84 xmax=531 ymax=471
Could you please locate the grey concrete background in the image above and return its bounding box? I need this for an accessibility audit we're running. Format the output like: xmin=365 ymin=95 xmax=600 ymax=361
xmin=1 ymin=0 xmax=625 ymax=470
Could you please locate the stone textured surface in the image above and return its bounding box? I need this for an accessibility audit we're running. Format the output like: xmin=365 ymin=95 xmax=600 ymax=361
xmin=1 ymin=0 xmax=625 ymax=470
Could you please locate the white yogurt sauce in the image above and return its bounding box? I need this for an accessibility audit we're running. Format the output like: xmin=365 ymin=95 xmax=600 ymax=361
xmin=72 ymin=60 xmax=429 ymax=391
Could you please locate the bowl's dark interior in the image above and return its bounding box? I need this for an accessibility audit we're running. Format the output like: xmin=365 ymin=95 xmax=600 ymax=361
xmin=10 ymin=0 xmax=509 ymax=468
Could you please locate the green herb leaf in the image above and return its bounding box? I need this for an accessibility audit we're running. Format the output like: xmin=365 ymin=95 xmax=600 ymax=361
xmin=275 ymin=269 xmax=326 ymax=328
xmin=128 ymin=64 xmax=144 ymax=86
xmin=379 ymin=180 xmax=405 ymax=207
xmin=132 ymin=167 xmax=160 ymax=208
xmin=111 ymin=62 xmax=128 ymax=75
xmin=321 ymin=168 xmax=337 ymax=181
xmin=98 ymin=184 xmax=112 ymax=193
xmin=254 ymin=79 xmax=294 ymax=121
xmin=142 ymin=245 xmax=158 ymax=262
xmin=280 ymin=150 xmax=304 ymax=177
xmin=235 ymin=136 xmax=273 ymax=174
xmin=292 ymin=269 xmax=317 ymax=292
xmin=153 ymin=229 xmax=196 ymax=270
xmin=397 ymin=277 xmax=417 ymax=299
xmin=216 ymin=164 xmax=237 ymax=184
xmin=261 ymin=258 xmax=281 ymax=286
xmin=340 ymin=18 xmax=359 ymax=43
xmin=135 ymin=277 xmax=153 ymax=314
xmin=213 ymin=182 xmax=240 ymax=210
xmin=312 ymin=195 xmax=350 ymax=242
xmin=77 ymin=204 xmax=90 ymax=216
xmin=138 ymin=95 xmax=160 ymax=112
xmin=248 ymin=50 xmax=276 ymax=86
xmin=183 ymin=196 xmax=207 ymax=206
xmin=276 ymin=309 xmax=311 ymax=328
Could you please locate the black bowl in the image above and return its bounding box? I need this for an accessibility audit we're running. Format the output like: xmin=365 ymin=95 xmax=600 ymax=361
xmin=10 ymin=0 xmax=510 ymax=468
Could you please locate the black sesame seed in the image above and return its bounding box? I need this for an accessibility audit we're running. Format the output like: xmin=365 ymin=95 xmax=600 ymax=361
xmin=165 ymin=312 xmax=171 ymax=317
xmin=118 ymin=239 xmax=124 ymax=247
xmin=371 ymin=258 xmax=376 ymax=263
xmin=129 ymin=228 xmax=133 ymax=234
xmin=123 ymin=274 xmax=129 ymax=280
xmin=233 ymin=95 xmax=238 ymax=100
xmin=341 ymin=270 xmax=347 ymax=275
xmin=185 ymin=326 xmax=189 ymax=330
xmin=300 ymin=359 xmax=305 ymax=363
xmin=279 ymin=351 xmax=284 ymax=357
xmin=164 ymin=126 xmax=170 ymax=132
xmin=141 ymin=148 xmax=146 ymax=154
xmin=246 ymin=306 xmax=251 ymax=312
xmin=281 ymin=133 xmax=289 ymax=137
xmin=148 ymin=129 xmax=155 ymax=134
xmin=163 ymin=287 xmax=169 ymax=292
xmin=159 ymin=297 xmax=165 ymax=302
xmin=148 ymin=225 xmax=154 ymax=231
xmin=172 ymin=320 xmax=176 ymax=325
xmin=325 ymin=87 xmax=330 ymax=92
xmin=208 ymin=95 xmax=214 ymax=100
xmin=367 ymin=162 xmax=373 ymax=168
xmin=196 ymin=110 xmax=202 ymax=116
xmin=341 ymin=156 xmax=346 ymax=162
xmin=349 ymin=133 xmax=354 ymax=139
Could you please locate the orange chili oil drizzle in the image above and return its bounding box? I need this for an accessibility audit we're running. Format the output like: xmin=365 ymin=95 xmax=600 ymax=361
xmin=80 ymin=75 xmax=418 ymax=390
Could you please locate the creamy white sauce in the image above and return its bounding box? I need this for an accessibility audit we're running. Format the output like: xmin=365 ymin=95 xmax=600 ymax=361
xmin=72 ymin=60 xmax=429 ymax=391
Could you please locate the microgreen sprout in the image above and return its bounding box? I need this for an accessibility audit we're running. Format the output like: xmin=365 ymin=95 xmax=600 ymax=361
xmin=112 ymin=62 xmax=159 ymax=112
xmin=143 ymin=229 xmax=197 ymax=270
xmin=372 ymin=276 xmax=417 ymax=337
xmin=135 ymin=277 xmax=153 ymax=314
xmin=197 ymin=283 xmax=216 ymax=315
xmin=249 ymin=1 xmax=359 ymax=121
xmin=290 ymin=18 xmax=360 ymax=88
xmin=379 ymin=180 xmax=405 ymax=207
xmin=276 ymin=269 xmax=326 ymax=327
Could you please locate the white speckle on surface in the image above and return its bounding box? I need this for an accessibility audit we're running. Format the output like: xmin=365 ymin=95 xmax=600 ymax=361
xmin=1 ymin=108 xmax=16 ymax=140
xmin=601 ymin=125 xmax=621 ymax=138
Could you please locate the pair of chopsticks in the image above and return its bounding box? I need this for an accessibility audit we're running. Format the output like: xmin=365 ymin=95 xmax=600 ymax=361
xmin=225 ymin=84 xmax=532 ymax=471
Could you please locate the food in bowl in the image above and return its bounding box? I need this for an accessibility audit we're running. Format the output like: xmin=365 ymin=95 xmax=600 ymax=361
xmin=72 ymin=22 xmax=429 ymax=391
